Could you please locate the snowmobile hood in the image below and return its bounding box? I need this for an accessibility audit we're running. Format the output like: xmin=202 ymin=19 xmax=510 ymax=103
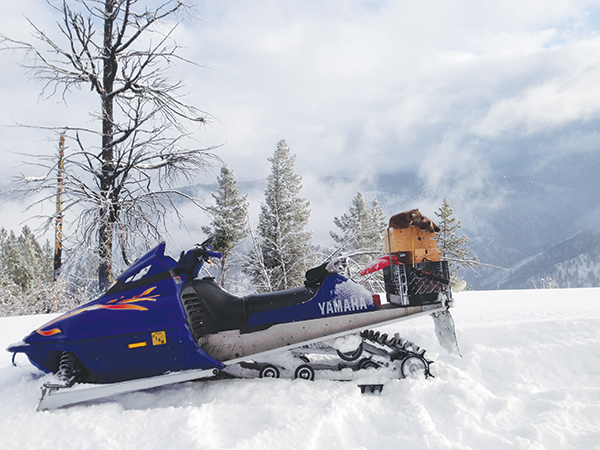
xmin=22 ymin=243 xmax=185 ymax=344
xmin=107 ymin=242 xmax=178 ymax=295
xmin=23 ymin=278 xmax=185 ymax=344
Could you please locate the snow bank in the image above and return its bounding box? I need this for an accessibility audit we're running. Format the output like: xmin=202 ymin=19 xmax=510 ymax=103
xmin=1 ymin=289 xmax=599 ymax=450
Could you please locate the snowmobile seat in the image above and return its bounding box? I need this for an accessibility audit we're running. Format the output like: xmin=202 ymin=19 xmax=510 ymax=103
xmin=180 ymin=278 xmax=317 ymax=339
xmin=180 ymin=278 xmax=246 ymax=338
xmin=244 ymin=286 xmax=316 ymax=315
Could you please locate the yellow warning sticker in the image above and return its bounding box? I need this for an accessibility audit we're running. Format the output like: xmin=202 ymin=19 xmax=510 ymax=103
xmin=128 ymin=342 xmax=147 ymax=349
xmin=152 ymin=331 xmax=167 ymax=346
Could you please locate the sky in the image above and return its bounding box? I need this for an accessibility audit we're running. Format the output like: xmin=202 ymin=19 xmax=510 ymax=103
xmin=1 ymin=0 xmax=600 ymax=249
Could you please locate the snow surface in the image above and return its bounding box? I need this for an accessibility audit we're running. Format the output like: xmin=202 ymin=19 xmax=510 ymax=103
xmin=1 ymin=289 xmax=600 ymax=450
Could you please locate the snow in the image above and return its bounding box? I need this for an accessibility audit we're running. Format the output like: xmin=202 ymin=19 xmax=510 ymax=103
xmin=1 ymin=289 xmax=600 ymax=450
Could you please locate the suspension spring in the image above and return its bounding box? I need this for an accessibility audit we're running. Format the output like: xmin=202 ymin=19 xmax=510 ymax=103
xmin=56 ymin=352 xmax=78 ymax=387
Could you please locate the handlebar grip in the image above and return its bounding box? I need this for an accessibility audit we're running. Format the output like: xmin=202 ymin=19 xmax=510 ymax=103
xmin=206 ymin=251 xmax=222 ymax=259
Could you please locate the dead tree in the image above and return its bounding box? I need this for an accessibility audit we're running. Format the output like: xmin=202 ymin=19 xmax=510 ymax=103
xmin=1 ymin=0 xmax=217 ymax=290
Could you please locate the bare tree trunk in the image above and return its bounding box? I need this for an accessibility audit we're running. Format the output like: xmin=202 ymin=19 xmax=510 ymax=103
xmin=54 ymin=132 xmax=65 ymax=282
xmin=52 ymin=133 xmax=65 ymax=310
xmin=219 ymin=258 xmax=226 ymax=287
xmin=98 ymin=0 xmax=116 ymax=290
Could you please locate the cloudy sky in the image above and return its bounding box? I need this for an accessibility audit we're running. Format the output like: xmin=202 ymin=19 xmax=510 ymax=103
xmin=1 ymin=0 xmax=600 ymax=248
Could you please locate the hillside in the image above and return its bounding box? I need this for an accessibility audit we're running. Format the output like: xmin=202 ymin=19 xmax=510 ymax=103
xmin=478 ymin=227 xmax=600 ymax=289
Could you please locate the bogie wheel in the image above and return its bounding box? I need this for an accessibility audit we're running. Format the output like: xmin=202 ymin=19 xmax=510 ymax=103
xmin=337 ymin=342 xmax=364 ymax=361
xmin=400 ymin=356 xmax=427 ymax=378
xmin=259 ymin=365 xmax=280 ymax=379
xmin=358 ymin=358 xmax=380 ymax=370
xmin=294 ymin=364 xmax=315 ymax=381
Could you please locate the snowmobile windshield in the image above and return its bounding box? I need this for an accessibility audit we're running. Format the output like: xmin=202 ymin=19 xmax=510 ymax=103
xmin=106 ymin=242 xmax=178 ymax=295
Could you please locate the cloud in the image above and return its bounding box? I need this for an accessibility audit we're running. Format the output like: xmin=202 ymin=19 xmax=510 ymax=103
xmin=176 ymin=1 xmax=600 ymax=182
xmin=3 ymin=0 xmax=600 ymax=247
xmin=472 ymin=38 xmax=600 ymax=139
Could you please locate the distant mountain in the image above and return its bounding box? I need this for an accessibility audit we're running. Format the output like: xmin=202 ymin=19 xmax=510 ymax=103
xmin=475 ymin=226 xmax=600 ymax=289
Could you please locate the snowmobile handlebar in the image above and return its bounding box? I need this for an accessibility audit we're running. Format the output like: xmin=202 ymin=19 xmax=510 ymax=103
xmin=176 ymin=239 xmax=222 ymax=279
xmin=190 ymin=246 xmax=222 ymax=261
xmin=190 ymin=236 xmax=222 ymax=261
xmin=206 ymin=250 xmax=223 ymax=259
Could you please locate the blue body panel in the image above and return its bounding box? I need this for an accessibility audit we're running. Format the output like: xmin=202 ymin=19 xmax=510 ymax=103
xmin=247 ymin=274 xmax=376 ymax=328
xmin=7 ymin=243 xmax=377 ymax=384
xmin=10 ymin=243 xmax=224 ymax=383
xmin=27 ymin=277 xmax=182 ymax=343
xmin=117 ymin=242 xmax=176 ymax=283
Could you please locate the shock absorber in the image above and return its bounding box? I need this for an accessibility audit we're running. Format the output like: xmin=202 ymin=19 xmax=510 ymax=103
xmin=56 ymin=352 xmax=79 ymax=387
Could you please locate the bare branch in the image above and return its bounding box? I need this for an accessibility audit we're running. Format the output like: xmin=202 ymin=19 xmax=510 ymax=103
xmin=3 ymin=0 xmax=217 ymax=288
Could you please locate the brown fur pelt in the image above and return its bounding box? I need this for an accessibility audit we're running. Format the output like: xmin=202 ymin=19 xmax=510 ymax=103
xmin=389 ymin=209 xmax=440 ymax=233
xmin=388 ymin=209 xmax=419 ymax=229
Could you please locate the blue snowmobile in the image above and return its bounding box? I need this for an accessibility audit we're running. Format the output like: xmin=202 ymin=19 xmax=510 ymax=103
xmin=8 ymin=227 xmax=460 ymax=410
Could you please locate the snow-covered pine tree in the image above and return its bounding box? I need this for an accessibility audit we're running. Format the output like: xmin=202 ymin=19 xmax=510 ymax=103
xmin=0 ymin=226 xmax=54 ymax=315
xmin=0 ymin=229 xmax=22 ymax=316
xmin=243 ymin=140 xmax=314 ymax=292
xmin=330 ymin=192 xmax=386 ymax=289
xmin=243 ymin=222 xmax=274 ymax=293
xmin=434 ymin=198 xmax=478 ymax=278
xmin=330 ymin=192 xmax=386 ymax=262
xmin=202 ymin=165 xmax=249 ymax=288
xmin=0 ymin=227 xmax=52 ymax=293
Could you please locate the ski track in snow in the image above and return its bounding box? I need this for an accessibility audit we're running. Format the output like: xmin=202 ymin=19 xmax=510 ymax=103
xmin=1 ymin=289 xmax=599 ymax=450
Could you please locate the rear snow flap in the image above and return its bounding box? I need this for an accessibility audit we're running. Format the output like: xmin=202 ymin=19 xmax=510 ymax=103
xmin=431 ymin=309 xmax=462 ymax=357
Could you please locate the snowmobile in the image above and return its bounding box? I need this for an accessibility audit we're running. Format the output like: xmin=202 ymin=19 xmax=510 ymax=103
xmin=7 ymin=211 xmax=461 ymax=411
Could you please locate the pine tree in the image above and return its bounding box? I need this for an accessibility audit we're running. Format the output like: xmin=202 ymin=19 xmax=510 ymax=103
xmin=0 ymin=226 xmax=52 ymax=292
xmin=330 ymin=192 xmax=386 ymax=264
xmin=330 ymin=192 xmax=386 ymax=290
xmin=202 ymin=165 xmax=249 ymax=288
xmin=434 ymin=198 xmax=478 ymax=278
xmin=0 ymin=226 xmax=54 ymax=315
xmin=244 ymin=139 xmax=314 ymax=292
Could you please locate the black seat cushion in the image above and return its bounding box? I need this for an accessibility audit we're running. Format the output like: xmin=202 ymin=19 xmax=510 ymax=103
xmin=244 ymin=286 xmax=316 ymax=315
xmin=180 ymin=278 xmax=317 ymax=338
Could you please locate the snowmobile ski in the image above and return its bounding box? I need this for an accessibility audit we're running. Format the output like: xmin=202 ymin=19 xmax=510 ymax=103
xmin=37 ymin=367 xmax=218 ymax=411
